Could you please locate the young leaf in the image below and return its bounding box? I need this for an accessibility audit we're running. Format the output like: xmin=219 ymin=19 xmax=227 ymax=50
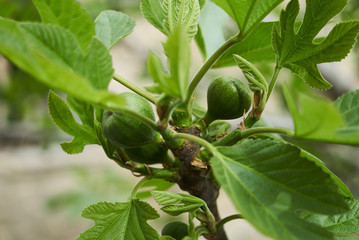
xmin=163 ymin=0 xmax=200 ymax=39
xmin=140 ymin=0 xmax=166 ymax=34
xmin=32 ymin=0 xmax=95 ymax=51
xmin=147 ymin=52 xmax=175 ymax=96
xmin=194 ymin=26 xmax=207 ymax=59
xmin=273 ymin=0 xmax=359 ymax=89
xmin=211 ymin=138 xmax=349 ymax=240
xmin=48 ymin=91 xmax=98 ymax=154
xmin=152 ymin=191 xmax=205 ymax=216
xmin=163 ymin=25 xmax=191 ymax=101
xmin=78 ymin=200 xmax=160 ymax=240
xmin=212 ymin=0 xmax=283 ymax=35
xmin=95 ymin=10 xmax=135 ymax=49
xmin=234 ymin=54 xmax=268 ymax=92
xmin=215 ymin=22 xmax=276 ymax=67
xmin=283 ymin=84 xmax=359 ymax=144
xmin=300 ymin=199 xmax=359 ymax=236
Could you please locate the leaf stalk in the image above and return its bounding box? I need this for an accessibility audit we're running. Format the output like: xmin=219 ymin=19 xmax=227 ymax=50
xmin=113 ymin=73 xmax=156 ymax=104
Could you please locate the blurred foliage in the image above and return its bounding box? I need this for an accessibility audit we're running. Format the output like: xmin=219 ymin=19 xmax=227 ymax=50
xmin=83 ymin=0 xmax=141 ymax=18
xmin=46 ymin=167 xmax=136 ymax=218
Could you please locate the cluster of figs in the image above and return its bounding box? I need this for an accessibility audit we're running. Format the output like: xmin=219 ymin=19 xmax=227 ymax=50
xmin=102 ymin=75 xmax=251 ymax=164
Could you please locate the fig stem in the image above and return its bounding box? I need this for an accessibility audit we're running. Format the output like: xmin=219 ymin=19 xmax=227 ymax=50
xmin=131 ymin=175 xmax=151 ymax=199
xmin=266 ymin=65 xmax=281 ymax=102
xmin=216 ymin=214 xmax=243 ymax=231
xmin=113 ymin=73 xmax=156 ymax=104
xmin=186 ymin=33 xmax=242 ymax=105
xmin=214 ymin=127 xmax=294 ymax=146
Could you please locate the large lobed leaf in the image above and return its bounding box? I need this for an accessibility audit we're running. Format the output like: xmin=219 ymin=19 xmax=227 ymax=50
xmin=33 ymin=0 xmax=95 ymax=51
xmin=283 ymin=85 xmax=359 ymax=145
xmin=212 ymin=0 xmax=283 ymax=35
xmin=273 ymin=0 xmax=359 ymax=89
xmin=95 ymin=10 xmax=135 ymax=49
xmin=211 ymin=138 xmax=349 ymax=240
xmin=78 ymin=200 xmax=160 ymax=240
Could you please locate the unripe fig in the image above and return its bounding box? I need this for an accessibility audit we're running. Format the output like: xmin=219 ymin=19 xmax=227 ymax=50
xmin=161 ymin=221 xmax=189 ymax=240
xmin=204 ymin=75 xmax=251 ymax=124
xmin=102 ymin=92 xmax=158 ymax=148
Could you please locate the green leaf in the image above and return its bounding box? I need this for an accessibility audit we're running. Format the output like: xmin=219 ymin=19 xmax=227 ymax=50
xmin=196 ymin=1 xmax=229 ymax=58
xmin=283 ymin=84 xmax=359 ymax=144
xmin=95 ymin=10 xmax=135 ymax=49
xmin=0 ymin=19 xmax=112 ymax=98
xmin=212 ymin=0 xmax=283 ymax=35
xmin=78 ymin=200 xmax=160 ymax=240
xmin=163 ymin=0 xmax=200 ymax=39
xmin=82 ymin=38 xmax=114 ymax=90
xmin=20 ymin=22 xmax=113 ymax=90
xmin=334 ymin=90 xmax=359 ymax=128
xmin=66 ymin=96 xmax=94 ymax=128
xmin=198 ymin=0 xmax=206 ymax=9
xmin=273 ymin=0 xmax=359 ymax=89
xmin=32 ymin=0 xmax=95 ymax=51
xmin=234 ymin=54 xmax=268 ymax=92
xmin=335 ymin=237 xmax=359 ymax=240
xmin=152 ymin=191 xmax=205 ymax=216
xmin=300 ymin=199 xmax=359 ymax=236
xmin=147 ymin=52 xmax=176 ymax=96
xmin=215 ymin=22 xmax=276 ymax=67
xmin=299 ymin=150 xmax=353 ymax=199
xmin=163 ymin=25 xmax=191 ymax=101
xmin=0 ymin=18 xmax=158 ymax=131
xmin=211 ymin=138 xmax=349 ymax=240
xmin=48 ymin=91 xmax=98 ymax=154
xmin=194 ymin=26 xmax=207 ymax=59
xmin=140 ymin=0 xmax=166 ymax=34
xmin=60 ymin=138 xmax=89 ymax=155
xmin=160 ymin=236 xmax=175 ymax=240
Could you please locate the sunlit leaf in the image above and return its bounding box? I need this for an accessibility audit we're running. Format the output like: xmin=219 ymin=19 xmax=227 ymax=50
xmin=95 ymin=10 xmax=135 ymax=49
xmin=273 ymin=0 xmax=359 ymax=89
xmin=78 ymin=200 xmax=160 ymax=240
xmin=33 ymin=0 xmax=95 ymax=51
xmin=211 ymin=138 xmax=348 ymax=240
